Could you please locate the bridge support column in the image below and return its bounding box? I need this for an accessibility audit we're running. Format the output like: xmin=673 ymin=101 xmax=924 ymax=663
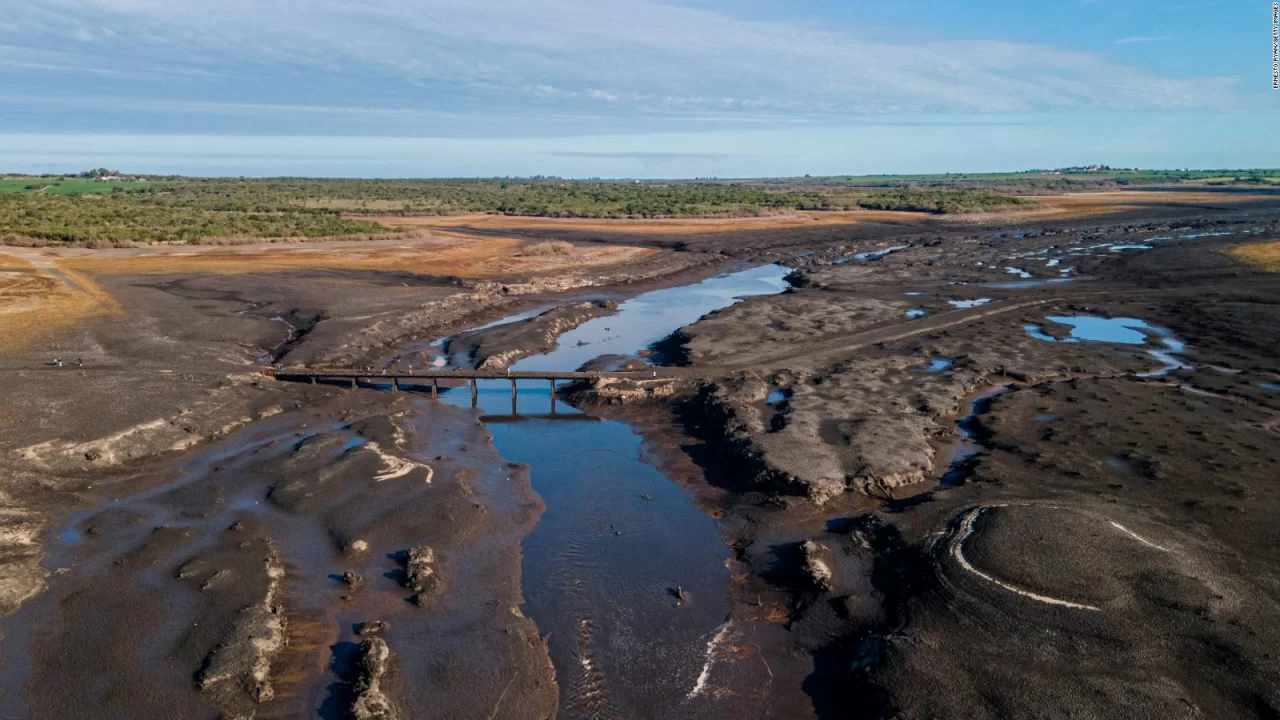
xmin=549 ymin=379 xmax=556 ymax=414
xmin=350 ymin=377 xmax=357 ymax=390
xmin=510 ymin=378 xmax=517 ymax=399
xmin=391 ymin=377 xmax=398 ymax=392
xmin=431 ymin=378 xmax=439 ymax=398
xmin=470 ymin=378 xmax=478 ymax=405
xmin=310 ymin=377 xmax=316 ymax=385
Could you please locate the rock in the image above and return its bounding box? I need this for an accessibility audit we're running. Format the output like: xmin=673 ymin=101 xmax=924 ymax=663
xmin=401 ymin=546 xmax=443 ymax=606
xmin=801 ymin=540 xmax=833 ymax=592
xmin=357 ymin=620 xmax=390 ymax=636
xmin=350 ymin=637 xmax=398 ymax=720
xmin=341 ymin=570 xmax=364 ymax=590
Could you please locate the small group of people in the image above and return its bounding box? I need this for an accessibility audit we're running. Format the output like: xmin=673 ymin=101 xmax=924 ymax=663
xmin=51 ymin=357 xmax=83 ymax=368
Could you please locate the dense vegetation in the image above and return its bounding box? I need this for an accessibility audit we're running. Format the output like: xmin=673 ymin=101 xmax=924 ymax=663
xmin=8 ymin=166 xmax=1275 ymax=246
xmin=0 ymin=176 xmax=1036 ymax=244
xmin=0 ymin=191 xmax=389 ymax=245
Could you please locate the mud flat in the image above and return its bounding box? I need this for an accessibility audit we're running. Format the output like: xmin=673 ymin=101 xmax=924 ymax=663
xmin=638 ymin=204 xmax=1280 ymax=717
xmin=2 ymin=191 xmax=1280 ymax=717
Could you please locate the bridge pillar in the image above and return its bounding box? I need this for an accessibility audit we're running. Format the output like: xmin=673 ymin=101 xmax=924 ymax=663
xmin=431 ymin=378 xmax=439 ymax=398
xmin=510 ymin=378 xmax=517 ymax=399
xmin=470 ymin=378 xmax=478 ymax=405
xmin=350 ymin=377 xmax=357 ymax=390
xmin=391 ymin=377 xmax=398 ymax=392
xmin=549 ymin=378 xmax=556 ymax=414
xmin=310 ymin=376 xmax=316 ymax=385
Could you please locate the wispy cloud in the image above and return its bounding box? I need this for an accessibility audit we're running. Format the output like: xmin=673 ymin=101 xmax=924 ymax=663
xmin=0 ymin=0 xmax=1248 ymax=137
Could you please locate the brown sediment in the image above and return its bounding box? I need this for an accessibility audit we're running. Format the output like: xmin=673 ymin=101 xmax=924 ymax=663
xmin=1 ymin=188 xmax=1279 ymax=718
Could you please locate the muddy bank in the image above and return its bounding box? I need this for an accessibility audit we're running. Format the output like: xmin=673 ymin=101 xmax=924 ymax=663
xmin=636 ymin=206 xmax=1280 ymax=717
xmin=4 ymin=391 xmax=557 ymax=718
xmin=449 ymin=300 xmax=618 ymax=370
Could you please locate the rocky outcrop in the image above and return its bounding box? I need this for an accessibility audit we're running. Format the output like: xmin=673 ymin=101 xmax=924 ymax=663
xmin=401 ymin=546 xmax=443 ymax=607
xmin=351 ymin=637 xmax=398 ymax=720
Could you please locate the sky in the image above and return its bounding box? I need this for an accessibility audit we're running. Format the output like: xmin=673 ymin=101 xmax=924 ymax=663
xmin=0 ymin=0 xmax=1277 ymax=177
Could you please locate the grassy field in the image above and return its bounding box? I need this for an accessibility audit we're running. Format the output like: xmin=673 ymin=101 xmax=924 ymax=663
xmin=1229 ymin=241 xmax=1280 ymax=271
xmin=0 ymin=177 xmax=159 ymax=195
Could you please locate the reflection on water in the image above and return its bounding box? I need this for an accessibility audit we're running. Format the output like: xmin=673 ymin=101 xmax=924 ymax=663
xmin=514 ymin=264 xmax=789 ymax=372
xmin=440 ymin=264 xmax=790 ymax=717
xmin=1024 ymin=315 xmax=1192 ymax=376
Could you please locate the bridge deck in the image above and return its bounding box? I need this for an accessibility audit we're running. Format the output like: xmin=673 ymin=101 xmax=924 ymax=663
xmin=271 ymin=367 xmax=676 ymax=382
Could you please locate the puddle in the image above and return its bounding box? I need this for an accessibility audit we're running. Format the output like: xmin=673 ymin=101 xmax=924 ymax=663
xmin=905 ymin=308 xmax=928 ymax=319
xmin=977 ymin=277 xmax=1077 ymax=289
xmin=1005 ymin=267 xmax=1032 ymax=279
xmin=58 ymin=527 xmax=83 ymax=546
xmin=948 ymin=298 xmax=993 ymax=309
xmin=852 ymin=245 xmax=909 ymax=262
xmin=913 ymin=358 xmax=953 ymax=374
xmin=340 ymin=436 xmax=368 ymax=452
xmin=1261 ymin=383 xmax=1280 ymax=392
xmin=1182 ymin=231 xmax=1232 ymax=239
xmin=1024 ymin=315 xmax=1191 ymax=376
xmin=1033 ymin=413 xmax=1059 ymax=422
xmin=766 ymin=389 xmax=789 ymax=404
xmin=1046 ymin=259 xmax=1061 ymax=267
xmin=1108 ymin=244 xmax=1153 ymax=252
xmin=440 ymin=264 xmax=790 ymax=715
xmin=940 ymin=385 xmax=1009 ymax=486
xmin=903 ymin=291 xmax=926 ymax=297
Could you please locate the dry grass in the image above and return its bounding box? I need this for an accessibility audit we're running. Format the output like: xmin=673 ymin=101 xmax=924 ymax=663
xmin=359 ymin=190 xmax=1274 ymax=235
xmin=55 ymin=235 xmax=654 ymax=279
xmin=360 ymin=210 xmax=932 ymax=235
xmin=0 ymin=251 xmax=121 ymax=354
xmin=520 ymin=240 xmax=575 ymax=256
xmin=1228 ymin=241 xmax=1280 ymax=271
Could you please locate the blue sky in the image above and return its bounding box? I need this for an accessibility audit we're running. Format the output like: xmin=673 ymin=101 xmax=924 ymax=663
xmin=1 ymin=0 xmax=1276 ymax=177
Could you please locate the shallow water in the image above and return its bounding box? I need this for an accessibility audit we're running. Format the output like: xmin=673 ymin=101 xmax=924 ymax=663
xmin=1024 ymin=315 xmax=1191 ymax=376
xmin=913 ymin=358 xmax=952 ymax=374
xmin=949 ymin=298 xmax=993 ymax=309
xmin=515 ymin=264 xmax=789 ymax=372
xmin=852 ymin=245 xmax=909 ymax=262
xmin=766 ymin=389 xmax=789 ymax=404
xmin=977 ymin=277 xmax=1077 ymax=289
xmin=941 ymin=385 xmax=1009 ymax=486
xmin=442 ymin=264 xmax=790 ymax=716
xmin=1261 ymin=382 xmax=1280 ymax=392
xmin=906 ymin=308 xmax=928 ymax=319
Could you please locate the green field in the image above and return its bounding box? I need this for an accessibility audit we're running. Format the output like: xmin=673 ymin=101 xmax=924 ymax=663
xmin=0 ymin=177 xmax=159 ymax=195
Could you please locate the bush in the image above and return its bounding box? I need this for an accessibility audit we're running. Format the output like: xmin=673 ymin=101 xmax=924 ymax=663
xmin=520 ymin=240 xmax=575 ymax=256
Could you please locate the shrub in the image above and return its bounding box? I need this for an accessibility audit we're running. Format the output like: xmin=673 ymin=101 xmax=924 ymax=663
xmin=520 ymin=240 xmax=575 ymax=256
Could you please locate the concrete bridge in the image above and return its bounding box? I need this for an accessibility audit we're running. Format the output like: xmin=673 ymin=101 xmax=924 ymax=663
xmin=271 ymin=367 xmax=668 ymax=406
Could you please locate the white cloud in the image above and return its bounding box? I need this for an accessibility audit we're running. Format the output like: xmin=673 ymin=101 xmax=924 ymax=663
xmin=0 ymin=0 xmax=1248 ymax=136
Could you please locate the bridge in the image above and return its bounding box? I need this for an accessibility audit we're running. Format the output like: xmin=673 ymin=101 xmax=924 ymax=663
xmin=270 ymin=367 xmax=671 ymax=406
